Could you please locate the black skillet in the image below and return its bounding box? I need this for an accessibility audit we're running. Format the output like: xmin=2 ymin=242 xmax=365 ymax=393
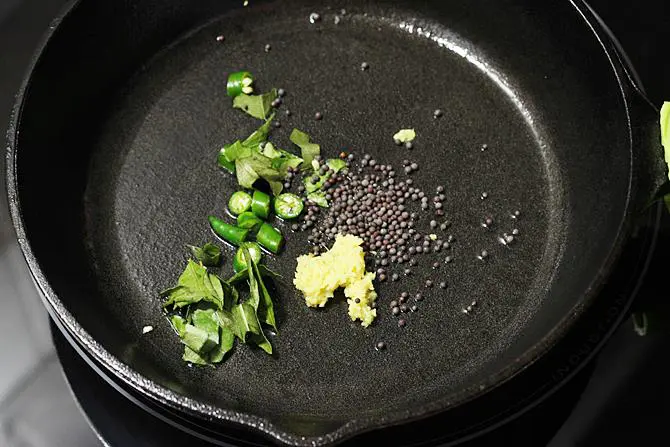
xmin=6 ymin=0 xmax=667 ymax=445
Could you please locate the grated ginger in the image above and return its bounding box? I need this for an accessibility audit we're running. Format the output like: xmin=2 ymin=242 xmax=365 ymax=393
xmin=293 ymin=234 xmax=377 ymax=327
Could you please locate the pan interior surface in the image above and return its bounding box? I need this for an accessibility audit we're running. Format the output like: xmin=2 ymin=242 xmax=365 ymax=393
xmin=11 ymin=0 xmax=634 ymax=440
xmin=84 ymin=5 xmax=558 ymax=422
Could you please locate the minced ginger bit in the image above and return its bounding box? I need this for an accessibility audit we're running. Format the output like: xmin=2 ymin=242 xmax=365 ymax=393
xmin=294 ymin=234 xmax=377 ymax=327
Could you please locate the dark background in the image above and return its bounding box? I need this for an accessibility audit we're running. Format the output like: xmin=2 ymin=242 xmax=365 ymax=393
xmin=0 ymin=1 xmax=669 ymax=446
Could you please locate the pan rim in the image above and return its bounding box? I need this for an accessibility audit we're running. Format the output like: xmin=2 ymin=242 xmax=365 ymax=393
xmin=3 ymin=0 xmax=645 ymax=445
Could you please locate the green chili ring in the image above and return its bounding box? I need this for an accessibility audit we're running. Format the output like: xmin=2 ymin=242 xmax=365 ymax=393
xmin=233 ymin=242 xmax=263 ymax=272
xmin=274 ymin=193 xmax=304 ymax=219
xmin=226 ymin=71 xmax=254 ymax=97
xmin=228 ymin=191 xmax=253 ymax=216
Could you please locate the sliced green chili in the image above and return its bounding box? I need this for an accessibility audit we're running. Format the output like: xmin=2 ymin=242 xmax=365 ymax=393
xmin=251 ymin=190 xmax=271 ymax=219
xmin=228 ymin=191 xmax=252 ymax=215
xmin=226 ymin=71 xmax=254 ymax=97
xmin=233 ymin=242 xmax=263 ymax=272
xmin=208 ymin=216 xmax=249 ymax=246
xmin=218 ymin=145 xmax=236 ymax=173
xmin=256 ymin=223 xmax=284 ymax=254
xmin=274 ymin=193 xmax=304 ymax=219
xmin=236 ymin=212 xmax=263 ymax=232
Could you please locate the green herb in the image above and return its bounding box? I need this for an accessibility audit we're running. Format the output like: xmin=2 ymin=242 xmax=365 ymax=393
xmin=235 ymin=151 xmax=285 ymax=196
xmin=307 ymin=191 xmax=328 ymax=208
xmin=271 ymin=152 xmax=303 ymax=172
xmin=226 ymin=264 xmax=280 ymax=285
xmin=290 ymin=129 xmax=321 ymax=168
xmin=250 ymin=254 xmax=277 ymax=331
xmin=231 ymin=302 xmax=272 ymax=353
xmin=234 ymin=155 xmax=260 ymax=188
xmin=242 ymin=114 xmax=275 ymax=149
xmin=181 ymin=324 xmax=214 ymax=353
xmin=393 ymin=128 xmax=416 ymax=143
xmin=186 ymin=242 xmax=222 ymax=267
xmin=304 ymin=172 xmax=327 ymax=194
xmin=233 ymin=89 xmax=278 ymax=120
xmin=191 ymin=309 xmax=220 ymax=347
xmin=182 ymin=347 xmax=209 ymax=365
xmin=218 ymin=116 xmax=276 ymax=174
xmin=261 ymin=142 xmax=283 ymax=159
xmin=170 ymin=310 xmax=234 ymax=365
xmin=327 ymin=158 xmax=347 ymax=173
xmin=223 ymin=140 xmax=253 ymax=162
xmin=210 ymin=327 xmax=235 ymax=362
xmin=162 ymin=251 xmax=278 ymax=366
xmin=217 ymin=144 xmax=237 ymax=173
xmin=161 ymin=260 xmax=224 ymax=310
xmin=303 ymin=159 xmax=347 ymax=195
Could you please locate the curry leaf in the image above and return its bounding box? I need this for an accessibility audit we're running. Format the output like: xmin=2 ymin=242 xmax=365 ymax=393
xmin=261 ymin=142 xmax=283 ymax=159
xmin=272 ymin=155 xmax=303 ymax=172
xmin=187 ymin=242 xmax=221 ymax=267
xmin=243 ymin=114 xmax=275 ymax=148
xmin=191 ymin=309 xmax=220 ymax=345
xmin=290 ymin=128 xmax=320 ymax=168
xmin=251 ymin=256 xmax=277 ymax=332
xmin=307 ymin=191 xmax=329 ymax=208
xmin=161 ymin=260 xmax=224 ymax=310
xmin=236 ymin=152 xmax=285 ymax=196
xmin=231 ymin=302 xmax=272 ymax=354
xmin=183 ymin=346 xmax=209 ymax=365
xmin=209 ymin=327 xmax=235 ymax=363
xmin=233 ymin=89 xmax=278 ymax=120
xmin=327 ymin=158 xmax=347 ymax=173
xmin=223 ymin=140 xmax=252 ymax=162
xmin=181 ymin=324 xmax=215 ymax=353
xmin=235 ymin=157 xmax=260 ymax=189
xmin=170 ymin=315 xmax=187 ymax=336
xmin=226 ymin=265 xmax=280 ymax=285
xmin=242 ymin=247 xmax=261 ymax=311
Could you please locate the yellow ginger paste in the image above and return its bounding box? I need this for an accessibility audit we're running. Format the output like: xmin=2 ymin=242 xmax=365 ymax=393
xmin=293 ymin=234 xmax=377 ymax=327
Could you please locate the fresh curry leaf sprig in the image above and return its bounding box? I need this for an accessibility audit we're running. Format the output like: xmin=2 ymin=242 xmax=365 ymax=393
xmin=161 ymin=248 xmax=279 ymax=366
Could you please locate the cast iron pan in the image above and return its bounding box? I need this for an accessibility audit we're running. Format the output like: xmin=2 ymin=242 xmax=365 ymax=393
xmin=49 ymin=197 xmax=661 ymax=446
xmin=6 ymin=0 xmax=667 ymax=445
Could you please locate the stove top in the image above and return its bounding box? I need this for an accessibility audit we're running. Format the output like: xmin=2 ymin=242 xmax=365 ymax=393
xmin=1 ymin=1 xmax=669 ymax=446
